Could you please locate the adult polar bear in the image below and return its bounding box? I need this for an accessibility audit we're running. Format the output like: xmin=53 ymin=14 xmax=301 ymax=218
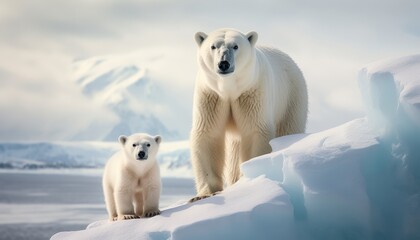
xmin=190 ymin=28 xmax=308 ymax=201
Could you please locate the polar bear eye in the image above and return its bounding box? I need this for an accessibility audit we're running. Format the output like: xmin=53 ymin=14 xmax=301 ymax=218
xmin=132 ymin=143 xmax=137 ymax=147
xmin=211 ymin=45 xmax=216 ymax=50
xmin=233 ymin=45 xmax=238 ymax=50
xmin=146 ymin=143 xmax=151 ymax=147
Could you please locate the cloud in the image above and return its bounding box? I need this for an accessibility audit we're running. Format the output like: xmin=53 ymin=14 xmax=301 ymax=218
xmin=0 ymin=46 xmax=117 ymax=141
xmin=0 ymin=0 xmax=419 ymax=140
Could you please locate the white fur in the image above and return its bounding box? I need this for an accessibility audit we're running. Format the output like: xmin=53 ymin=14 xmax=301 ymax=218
xmin=102 ymin=133 xmax=162 ymax=221
xmin=191 ymin=28 xmax=308 ymax=197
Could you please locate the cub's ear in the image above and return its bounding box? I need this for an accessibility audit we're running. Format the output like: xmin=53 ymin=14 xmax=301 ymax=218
xmin=118 ymin=135 xmax=128 ymax=145
xmin=194 ymin=32 xmax=207 ymax=46
xmin=154 ymin=135 xmax=162 ymax=144
xmin=245 ymin=31 xmax=258 ymax=47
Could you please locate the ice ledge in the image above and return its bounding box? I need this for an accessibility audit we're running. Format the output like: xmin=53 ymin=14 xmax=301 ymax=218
xmin=52 ymin=176 xmax=295 ymax=240
xmin=358 ymin=54 xmax=420 ymax=132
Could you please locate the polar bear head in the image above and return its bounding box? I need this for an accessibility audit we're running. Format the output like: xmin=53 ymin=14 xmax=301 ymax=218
xmin=195 ymin=28 xmax=258 ymax=97
xmin=118 ymin=133 xmax=161 ymax=163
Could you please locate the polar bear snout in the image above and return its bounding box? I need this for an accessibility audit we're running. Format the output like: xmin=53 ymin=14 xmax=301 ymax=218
xmin=217 ymin=60 xmax=234 ymax=75
xmin=135 ymin=143 xmax=150 ymax=160
xmin=217 ymin=49 xmax=234 ymax=75
xmin=137 ymin=150 xmax=147 ymax=160
xmin=218 ymin=61 xmax=231 ymax=72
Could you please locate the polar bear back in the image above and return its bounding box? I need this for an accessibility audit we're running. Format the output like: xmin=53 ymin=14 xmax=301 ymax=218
xmin=255 ymin=46 xmax=307 ymax=129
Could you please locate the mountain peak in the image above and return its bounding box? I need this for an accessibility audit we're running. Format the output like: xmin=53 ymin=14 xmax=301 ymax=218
xmin=71 ymin=54 xmax=181 ymax=141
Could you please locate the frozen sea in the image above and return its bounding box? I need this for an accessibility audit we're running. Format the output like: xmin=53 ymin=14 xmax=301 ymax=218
xmin=0 ymin=170 xmax=195 ymax=240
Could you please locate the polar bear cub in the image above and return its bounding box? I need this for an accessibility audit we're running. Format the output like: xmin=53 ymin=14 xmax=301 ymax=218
xmin=102 ymin=133 xmax=162 ymax=221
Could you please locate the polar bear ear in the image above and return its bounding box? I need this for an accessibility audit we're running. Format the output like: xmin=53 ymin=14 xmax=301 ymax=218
xmin=195 ymin=32 xmax=207 ymax=46
xmin=154 ymin=135 xmax=162 ymax=145
xmin=118 ymin=135 xmax=128 ymax=145
xmin=246 ymin=31 xmax=258 ymax=47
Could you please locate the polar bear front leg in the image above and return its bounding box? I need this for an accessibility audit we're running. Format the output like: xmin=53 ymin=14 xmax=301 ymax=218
xmin=191 ymin=132 xmax=225 ymax=197
xmin=142 ymin=185 xmax=161 ymax=218
xmin=190 ymin=91 xmax=229 ymax=200
xmin=134 ymin=191 xmax=144 ymax=217
xmin=115 ymin=191 xmax=138 ymax=220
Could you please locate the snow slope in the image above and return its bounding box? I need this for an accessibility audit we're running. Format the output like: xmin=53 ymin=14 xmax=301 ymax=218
xmin=52 ymin=55 xmax=420 ymax=240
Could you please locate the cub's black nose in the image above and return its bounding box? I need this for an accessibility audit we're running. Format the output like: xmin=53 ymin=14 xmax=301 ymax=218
xmin=218 ymin=61 xmax=230 ymax=72
xmin=138 ymin=151 xmax=146 ymax=159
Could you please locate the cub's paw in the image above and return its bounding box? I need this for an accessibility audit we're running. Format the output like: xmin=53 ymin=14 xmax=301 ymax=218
xmin=117 ymin=214 xmax=140 ymax=220
xmin=143 ymin=210 xmax=161 ymax=218
xmin=188 ymin=192 xmax=219 ymax=203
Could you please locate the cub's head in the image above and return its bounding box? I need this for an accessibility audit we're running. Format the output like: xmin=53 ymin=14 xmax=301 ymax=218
xmin=118 ymin=133 xmax=161 ymax=162
xmin=195 ymin=29 xmax=258 ymax=97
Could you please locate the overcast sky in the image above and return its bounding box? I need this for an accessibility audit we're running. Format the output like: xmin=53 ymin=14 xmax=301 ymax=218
xmin=0 ymin=0 xmax=419 ymax=141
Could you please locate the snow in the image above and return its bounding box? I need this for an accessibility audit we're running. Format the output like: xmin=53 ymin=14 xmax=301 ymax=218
xmin=53 ymin=177 xmax=295 ymax=240
xmin=52 ymin=55 xmax=420 ymax=240
xmin=359 ymin=54 xmax=420 ymax=133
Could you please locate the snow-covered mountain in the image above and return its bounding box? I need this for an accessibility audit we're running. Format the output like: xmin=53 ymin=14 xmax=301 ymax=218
xmin=0 ymin=141 xmax=192 ymax=178
xmin=71 ymin=50 xmax=193 ymax=141
xmin=53 ymin=55 xmax=420 ymax=240
xmin=0 ymin=142 xmax=115 ymax=169
xmin=0 ymin=51 xmax=196 ymax=176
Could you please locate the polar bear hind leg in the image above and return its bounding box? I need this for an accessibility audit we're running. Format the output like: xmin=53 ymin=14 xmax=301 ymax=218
xmin=277 ymin=92 xmax=307 ymax=136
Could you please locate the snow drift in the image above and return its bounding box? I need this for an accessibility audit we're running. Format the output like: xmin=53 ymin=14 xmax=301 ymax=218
xmin=52 ymin=55 xmax=420 ymax=240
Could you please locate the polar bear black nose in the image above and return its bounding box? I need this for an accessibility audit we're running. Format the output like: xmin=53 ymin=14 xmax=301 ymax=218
xmin=138 ymin=151 xmax=146 ymax=159
xmin=218 ymin=61 xmax=230 ymax=72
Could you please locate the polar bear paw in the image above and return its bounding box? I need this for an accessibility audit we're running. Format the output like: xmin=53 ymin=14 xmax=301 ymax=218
xmin=188 ymin=192 xmax=219 ymax=203
xmin=115 ymin=214 xmax=140 ymax=221
xmin=143 ymin=210 xmax=161 ymax=218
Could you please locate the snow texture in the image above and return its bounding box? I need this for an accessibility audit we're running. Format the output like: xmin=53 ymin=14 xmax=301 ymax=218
xmin=52 ymin=55 xmax=420 ymax=240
